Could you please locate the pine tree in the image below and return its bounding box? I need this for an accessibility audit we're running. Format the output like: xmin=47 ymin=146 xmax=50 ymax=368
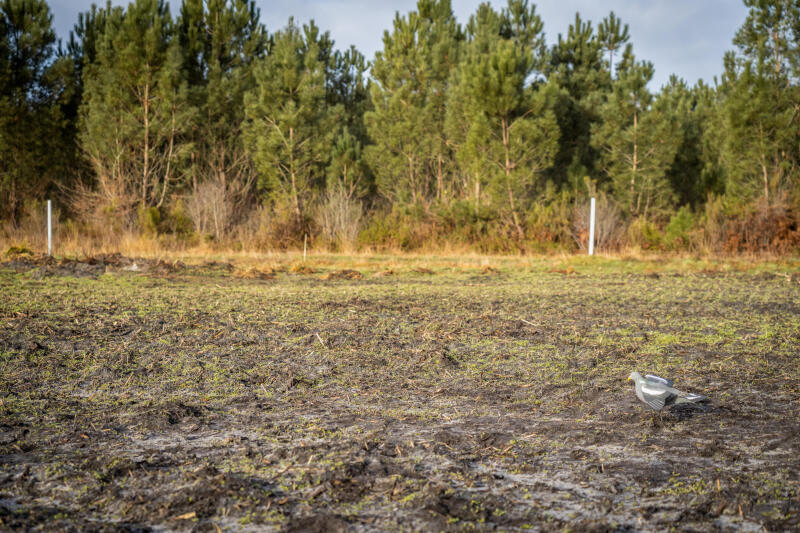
xmin=80 ymin=0 xmax=195 ymax=217
xmin=445 ymin=3 xmax=501 ymax=210
xmin=0 ymin=0 xmax=74 ymax=220
xmin=420 ymin=0 xmax=463 ymax=202
xmin=548 ymin=14 xmax=607 ymax=101
xmin=67 ymin=4 xmax=106 ymax=90
xmin=545 ymin=13 xmax=610 ymax=189
xmin=244 ymin=19 xmax=333 ymax=229
xmin=499 ymin=0 xmax=546 ymax=57
xmin=719 ymin=0 xmax=799 ymax=205
xmin=656 ymin=76 xmax=724 ymax=207
xmin=592 ymin=55 xmax=681 ymax=219
xmin=65 ymin=5 xmax=107 ymax=186
xmin=327 ymin=126 xmax=368 ymax=200
xmin=447 ymin=1 xmax=559 ymax=240
xmin=176 ymin=0 xmax=268 ymax=216
xmin=325 ymin=46 xmax=371 ymax=198
xmin=693 ymin=80 xmax=728 ymax=200
xmin=597 ymin=11 xmax=629 ymax=78
xmin=326 ymin=45 xmax=370 ymax=142
xmin=365 ymin=0 xmax=462 ymax=205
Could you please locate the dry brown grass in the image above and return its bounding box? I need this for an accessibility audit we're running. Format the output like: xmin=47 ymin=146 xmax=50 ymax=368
xmin=2 ymin=223 xmax=799 ymax=280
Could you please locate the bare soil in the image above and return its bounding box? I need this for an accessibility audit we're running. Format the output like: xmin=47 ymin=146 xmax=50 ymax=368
xmin=1 ymin=255 xmax=798 ymax=531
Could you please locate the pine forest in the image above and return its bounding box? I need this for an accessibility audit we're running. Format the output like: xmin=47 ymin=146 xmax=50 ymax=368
xmin=1 ymin=0 xmax=799 ymax=254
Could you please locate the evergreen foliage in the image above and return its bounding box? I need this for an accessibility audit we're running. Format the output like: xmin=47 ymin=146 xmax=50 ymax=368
xmin=448 ymin=1 xmax=559 ymax=239
xmin=365 ymin=0 xmax=463 ymax=205
xmin=719 ymin=0 xmax=799 ymax=205
xmin=0 ymin=0 xmax=73 ymax=220
xmin=79 ymin=0 xmax=194 ymax=215
xmin=244 ymin=19 xmax=333 ymax=229
xmin=597 ymin=11 xmax=629 ymax=77
xmin=325 ymin=46 xmax=371 ymax=199
xmin=178 ymin=0 xmax=267 ymax=190
xmin=545 ymin=12 xmax=609 ymax=190
xmin=592 ymin=53 xmax=681 ymax=219
xmin=1 ymin=0 xmax=799 ymax=253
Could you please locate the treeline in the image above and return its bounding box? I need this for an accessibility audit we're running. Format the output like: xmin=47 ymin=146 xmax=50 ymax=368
xmin=1 ymin=0 xmax=799 ymax=253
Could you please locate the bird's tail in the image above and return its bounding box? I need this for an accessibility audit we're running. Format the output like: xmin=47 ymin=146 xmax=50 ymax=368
xmin=675 ymin=393 xmax=709 ymax=404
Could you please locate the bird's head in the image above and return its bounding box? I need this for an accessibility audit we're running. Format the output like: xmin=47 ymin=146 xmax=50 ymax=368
xmin=627 ymin=371 xmax=641 ymax=382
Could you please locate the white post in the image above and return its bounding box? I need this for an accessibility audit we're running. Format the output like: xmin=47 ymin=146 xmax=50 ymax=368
xmin=588 ymin=197 xmax=596 ymax=256
xmin=47 ymin=199 xmax=52 ymax=257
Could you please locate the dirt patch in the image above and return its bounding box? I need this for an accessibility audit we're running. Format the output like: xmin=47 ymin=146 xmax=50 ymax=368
xmin=320 ymin=269 xmax=363 ymax=281
xmin=548 ymin=265 xmax=577 ymax=275
xmin=283 ymin=513 xmax=349 ymax=532
xmin=234 ymin=266 xmax=276 ymax=280
xmin=0 ymin=253 xmax=188 ymax=278
xmin=289 ymin=263 xmax=317 ymax=274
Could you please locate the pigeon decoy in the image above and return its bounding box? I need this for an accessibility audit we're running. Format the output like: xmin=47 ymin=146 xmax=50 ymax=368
xmin=628 ymin=372 xmax=709 ymax=411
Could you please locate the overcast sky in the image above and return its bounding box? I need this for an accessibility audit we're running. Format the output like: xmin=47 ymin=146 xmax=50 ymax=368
xmin=50 ymin=0 xmax=749 ymax=89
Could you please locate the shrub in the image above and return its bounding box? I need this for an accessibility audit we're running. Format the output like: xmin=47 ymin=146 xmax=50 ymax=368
xmin=187 ymin=178 xmax=233 ymax=241
xmin=697 ymin=194 xmax=726 ymax=253
xmin=138 ymin=206 xmax=161 ymax=236
xmin=723 ymin=196 xmax=800 ymax=254
xmin=435 ymin=201 xmax=496 ymax=246
xmin=528 ymin=189 xmax=573 ymax=247
xmin=5 ymin=244 xmax=33 ymax=256
xmin=664 ymin=206 xmax=696 ymax=250
xmin=162 ymin=199 xmax=194 ymax=237
xmin=235 ymin=200 xmax=309 ymax=250
xmin=0 ymin=200 xmax=62 ymax=252
xmin=627 ymin=217 xmax=663 ymax=250
xmin=314 ymin=187 xmax=364 ymax=251
xmin=358 ymin=208 xmax=418 ymax=251
xmin=69 ymin=174 xmax=136 ymax=233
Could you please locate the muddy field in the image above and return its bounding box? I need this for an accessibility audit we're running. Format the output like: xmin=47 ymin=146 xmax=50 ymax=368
xmin=1 ymin=255 xmax=799 ymax=532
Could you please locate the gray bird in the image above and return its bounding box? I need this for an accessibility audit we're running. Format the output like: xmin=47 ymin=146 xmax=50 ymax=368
xmin=628 ymin=372 xmax=709 ymax=411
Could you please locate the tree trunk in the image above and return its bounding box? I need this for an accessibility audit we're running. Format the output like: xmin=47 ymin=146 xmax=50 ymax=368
xmin=158 ymin=107 xmax=176 ymax=209
xmin=142 ymin=79 xmax=150 ymax=209
xmin=502 ymin=118 xmax=524 ymax=241
xmin=342 ymin=162 xmax=352 ymax=199
xmin=474 ymin=176 xmax=481 ymax=214
xmin=291 ymin=174 xmax=302 ymax=227
xmin=609 ymin=48 xmax=614 ymax=78
xmin=9 ymin=179 xmax=17 ymax=224
xmin=289 ymin=127 xmax=302 ymax=227
xmin=631 ymin=101 xmax=639 ymax=216
xmin=506 ymin=178 xmax=524 ymax=241
xmin=436 ymin=153 xmax=443 ymax=202
xmin=408 ymin=156 xmax=417 ymax=204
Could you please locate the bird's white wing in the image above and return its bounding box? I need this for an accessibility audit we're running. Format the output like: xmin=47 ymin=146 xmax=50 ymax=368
xmin=640 ymin=383 xmax=675 ymax=411
xmin=645 ymin=374 xmax=674 ymax=387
